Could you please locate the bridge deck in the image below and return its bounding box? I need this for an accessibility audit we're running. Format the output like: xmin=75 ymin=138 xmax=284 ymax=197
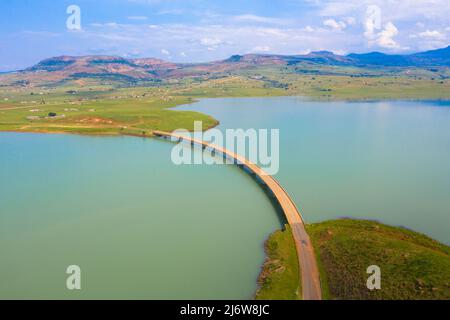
xmin=153 ymin=130 xmax=322 ymax=300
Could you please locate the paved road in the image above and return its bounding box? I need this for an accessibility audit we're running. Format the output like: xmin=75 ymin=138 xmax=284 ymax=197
xmin=154 ymin=130 xmax=322 ymax=300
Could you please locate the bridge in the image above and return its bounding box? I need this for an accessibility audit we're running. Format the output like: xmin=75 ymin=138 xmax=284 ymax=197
xmin=153 ymin=130 xmax=322 ymax=300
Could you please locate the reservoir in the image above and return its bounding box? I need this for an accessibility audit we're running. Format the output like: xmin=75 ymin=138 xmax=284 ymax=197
xmin=1 ymin=97 xmax=449 ymax=298
xmin=177 ymin=97 xmax=450 ymax=244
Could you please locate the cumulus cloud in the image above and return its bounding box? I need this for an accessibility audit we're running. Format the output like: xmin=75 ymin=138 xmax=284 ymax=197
xmin=63 ymin=21 xmax=362 ymax=62
xmin=316 ymin=0 xmax=450 ymax=51
xmin=409 ymin=29 xmax=447 ymax=49
xmin=323 ymin=19 xmax=346 ymax=31
xmin=417 ymin=30 xmax=445 ymax=40
xmin=318 ymin=0 xmax=450 ymax=22
xmin=376 ymin=22 xmax=400 ymax=49
xmin=200 ymin=37 xmax=228 ymax=51
xmin=363 ymin=5 xmax=403 ymax=49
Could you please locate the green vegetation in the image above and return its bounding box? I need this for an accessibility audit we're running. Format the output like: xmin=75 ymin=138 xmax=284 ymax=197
xmin=255 ymin=225 xmax=300 ymax=300
xmin=1 ymin=65 xmax=449 ymax=137
xmin=256 ymin=219 xmax=450 ymax=300
xmin=307 ymin=219 xmax=450 ymax=300
xmin=0 ymin=91 xmax=217 ymax=136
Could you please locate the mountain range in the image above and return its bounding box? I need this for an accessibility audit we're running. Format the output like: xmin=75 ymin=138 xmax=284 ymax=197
xmin=3 ymin=45 xmax=450 ymax=86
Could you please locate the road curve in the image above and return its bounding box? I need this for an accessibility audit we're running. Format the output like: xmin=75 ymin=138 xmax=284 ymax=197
xmin=153 ymin=130 xmax=322 ymax=300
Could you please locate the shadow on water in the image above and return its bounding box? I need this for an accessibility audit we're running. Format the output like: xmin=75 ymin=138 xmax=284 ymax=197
xmin=234 ymin=163 xmax=288 ymax=229
xmin=155 ymin=135 xmax=287 ymax=229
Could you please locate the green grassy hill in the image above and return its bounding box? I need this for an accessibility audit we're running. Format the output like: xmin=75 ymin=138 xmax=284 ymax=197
xmin=256 ymin=219 xmax=450 ymax=300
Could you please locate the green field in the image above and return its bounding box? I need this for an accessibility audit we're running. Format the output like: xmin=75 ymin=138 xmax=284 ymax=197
xmin=256 ymin=219 xmax=450 ymax=300
xmin=0 ymin=92 xmax=216 ymax=136
xmin=1 ymin=68 xmax=450 ymax=136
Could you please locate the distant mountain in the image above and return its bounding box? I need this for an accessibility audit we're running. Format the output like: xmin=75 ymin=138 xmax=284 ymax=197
xmin=222 ymin=51 xmax=353 ymax=66
xmin=26 ymin=55 xmax=180 ymax=79
xmin=348 ymin=46 xmax=450 ymax=67
xmin=223 ymin=46 xmax=450 ymax=68
xmin=347 ymin=52 xmax=409 ymax=66
xmin=3 ymin=45 xmax=449 ymax=86
xmin=408 ymin=46 xmax=450 ymax=66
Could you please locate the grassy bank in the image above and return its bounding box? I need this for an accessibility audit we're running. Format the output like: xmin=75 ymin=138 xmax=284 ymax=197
xmin=257 ymin=219 xmax=450 ymax=300
xmin=0 ymin=95 xmax=218 ymax=136
xmin=255 ymin=225 xmax=300 ymax=300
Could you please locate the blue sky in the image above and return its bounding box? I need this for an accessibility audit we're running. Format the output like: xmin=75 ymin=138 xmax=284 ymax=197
xmin=0 ymin=0 xmax=449 ymax=71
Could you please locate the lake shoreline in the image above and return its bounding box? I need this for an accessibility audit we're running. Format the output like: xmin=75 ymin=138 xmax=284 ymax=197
xmin=2 ymin=95 xmax=450 ymax=137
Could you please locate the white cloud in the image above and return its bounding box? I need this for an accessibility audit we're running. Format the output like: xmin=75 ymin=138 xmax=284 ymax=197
xmin=363 ymin=6 xmax=403 ymax=50
xmin=199 ymin=37 xmax=233 ymax=52
xmin=316 ymin=0 xmax=449 ymax=51
xmin=56 ymin=15 xmax=389 ymax=62
xmin=233 ymin=14 xmax=290 ymax=25
xmin=409 ymin=29 xmax=447 ymax=49
xmin=22 ymin=31 xmax=60 ymax=37
xmin=345 ymin=17 xmax=357 ymax=26
xmin=127 ymin=16 xmax=148 ymax=20
xmin=90 ymin=22 xmax=120 ymax=28
xmin=417 ymin=30 xmax=445 ymax=40
xmin=323 ymin=19 xmax=346 ymax=31
xmin=105 ymin=22 xmax=119 ymax=28
xmin=318 ymin=0 xmax=450 ymax=22
xmin=377 ymin=22 xmax=400 ymax=49
xmin=200 ymin=37 xmax=223 ymax=46
xmin=180 ymin=51 xmax=187 ymax=57
xmin=416 ymin=22 xmax=425 ymax=28
xmin=252 ymin=46 xmax=271 ymax=52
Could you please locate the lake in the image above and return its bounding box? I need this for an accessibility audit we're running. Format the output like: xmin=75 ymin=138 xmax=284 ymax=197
xmin=1 ymin=97 xmax=449 ymax=298
xmin=177 ymin=97 xmax=450 ymax=244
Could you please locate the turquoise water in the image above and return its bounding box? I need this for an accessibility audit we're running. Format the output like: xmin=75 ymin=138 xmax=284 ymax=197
xmin=0 ymin=133 xmax=280 ymax=299
xmin=1 ymin=97 xmax=449 ymax=299
xmin=178 ymin=97 xmax=450 ymax=244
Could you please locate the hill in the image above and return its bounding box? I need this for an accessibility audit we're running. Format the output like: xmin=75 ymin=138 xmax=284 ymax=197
xmin=349 ymin=46 xmax=450 ymax=67
xmin=1 ymin=46 xmax=449 ymax=87
xmin=256 ymin=219 xmax=450 ymax=300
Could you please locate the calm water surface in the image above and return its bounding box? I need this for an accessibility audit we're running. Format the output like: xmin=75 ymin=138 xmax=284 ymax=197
xmin=0 ymin=133 xmax=280 ymax=299
xmin=178 ymin=97 xmax=450 ymax=244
